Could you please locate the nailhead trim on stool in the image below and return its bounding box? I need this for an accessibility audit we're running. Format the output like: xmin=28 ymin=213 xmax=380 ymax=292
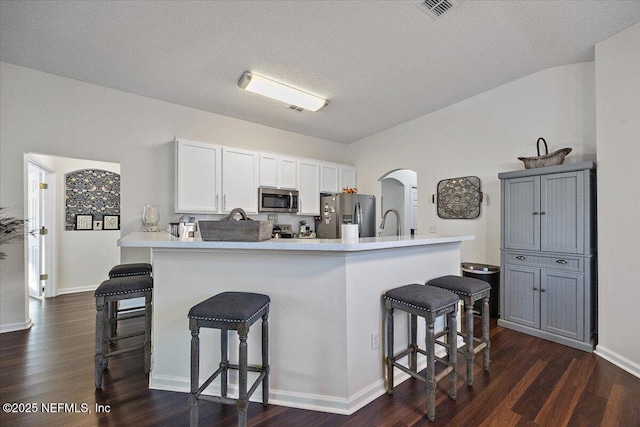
xmin=383 ymin=284 xmax=459 ymax=422
xmin=426 ymin=275 xmax=491 ymax=386
xmin=108 ymin=263 xmax=152 ymax=278
xmin=94 ymin=275 xmax=153 ymax=389
xmin=188 ymin=292 xmax=270 ymax=427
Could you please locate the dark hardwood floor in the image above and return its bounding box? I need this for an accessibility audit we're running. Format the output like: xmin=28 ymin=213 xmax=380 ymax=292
xmin=1 ymin=292 xmax=639 ymax=426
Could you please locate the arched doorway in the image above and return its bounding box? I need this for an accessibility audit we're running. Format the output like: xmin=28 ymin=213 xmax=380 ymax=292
xmin=378 ymin=169 xmax=417 ymax=236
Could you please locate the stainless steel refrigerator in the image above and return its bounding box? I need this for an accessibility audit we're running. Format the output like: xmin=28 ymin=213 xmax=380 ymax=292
xmin=316 ymin=193 xmax=376 ymax=239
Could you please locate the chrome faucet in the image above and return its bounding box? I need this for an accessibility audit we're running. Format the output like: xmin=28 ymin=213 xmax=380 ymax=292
xmin=380 ymin=208 xmax=401 ymax=236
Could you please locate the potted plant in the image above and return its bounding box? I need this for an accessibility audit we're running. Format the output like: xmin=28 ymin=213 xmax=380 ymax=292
xmin=0 ymin=208 xmax=26 ymax=260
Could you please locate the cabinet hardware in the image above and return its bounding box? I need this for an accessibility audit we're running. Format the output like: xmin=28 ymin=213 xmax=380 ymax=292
xmin=540 ymin=211 xmax=546 ymax=215
xmin=541 ymin=289 xmax=546 ymax=292
xmin=556 ymin=259 xmax=568 ymax=264
xmin=532 ymin=212 xmax=539 ymax=215
xmin=516 ymin=255 xmax=526 ymax=260
xmin=223 ymin=194 xmax=226 ymax=210
xmin=533 ymin=287 xmax=539 ymax=291
xmin=216 ymin=194 xmax=219 ymax=209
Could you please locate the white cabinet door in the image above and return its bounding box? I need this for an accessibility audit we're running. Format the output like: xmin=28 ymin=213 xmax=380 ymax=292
xmin=222 ymin=147 xmax=259 ymax=213
xmin=340 ymin=166 xmax=357 ymax=190
xmin=259 ymin=153 xmax=278 ymax=188
xmin=279 ymin=156 xmax=297 ymax=189
xmin=260 ymin=154 xmax=297 ymax=189
xmin=298 ymin=160 xmax=320 ymax=215
xmin=321 ymin=163 xmax=340 ymax=193
xmin=175 ymin=138 xmax=221 ymax=213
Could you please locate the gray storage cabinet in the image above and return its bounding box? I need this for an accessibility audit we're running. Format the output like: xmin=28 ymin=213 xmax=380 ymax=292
xmin=498 ymin=162 xmax=596 ymax=352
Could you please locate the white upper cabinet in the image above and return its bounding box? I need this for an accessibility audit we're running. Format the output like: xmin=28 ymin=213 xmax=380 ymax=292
xmin=340 ymin=166 xmax=357 ymax=191
xmin=279 ymin=156 xmax=297 ymax=189
xmin=175 ymin=138 xmax=221 ymax=213
xmin=222 ymin=147 xmax=259 ymax=213
xmin=175 ymin=136 xmax=355 ymax=217
xmin=259 ymin=154 xmax=297 ymax=190
xmin=259 ymin=153 xmax=278 ymax=188
xmin=321 ymin=163 xmax=357 ymax=193
xmin=320 ymin=163 xmax=340 ymax=193
xmin=298 ymin=160 xmax=320 ymax=215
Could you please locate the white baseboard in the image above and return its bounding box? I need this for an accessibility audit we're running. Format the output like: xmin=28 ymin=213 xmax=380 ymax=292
xmin=56 ymin=285 xmax=98 ymax=295
xmin=595 ymin=345 xmax=640 ymax=379
xmin=0 ymin=318 xmax=34 ymax=334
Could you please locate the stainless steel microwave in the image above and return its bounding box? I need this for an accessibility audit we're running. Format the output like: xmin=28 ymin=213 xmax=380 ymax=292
xmin=258 ymin=187 xmax=299 ymax=213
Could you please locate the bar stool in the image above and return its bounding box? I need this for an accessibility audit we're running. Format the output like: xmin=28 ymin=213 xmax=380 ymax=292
xmin=107 ymin=263 xmax=152 ymax=337
xmin=426 ymin=275 xmax=491 ymax=386
xmin=188 ymin=292 xmax=270 ymax=427
xmin=384 ymin=284 xmax=459 ymax=422
xmin=94 ymin=274 xmax=153 ymax=388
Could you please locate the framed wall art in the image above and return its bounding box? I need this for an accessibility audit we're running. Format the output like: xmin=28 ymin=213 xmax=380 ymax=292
xmin=436 ymin=176 xmax=482 ymax=219
xmin=103 ymin=215 xmax=120 ymax=230
xmin=75 ymin=214 xmax=94 ymax=230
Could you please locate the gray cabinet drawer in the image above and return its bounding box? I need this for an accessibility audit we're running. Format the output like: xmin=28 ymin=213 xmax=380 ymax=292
xmin=505 ymin=252 xmax=582 ymax=271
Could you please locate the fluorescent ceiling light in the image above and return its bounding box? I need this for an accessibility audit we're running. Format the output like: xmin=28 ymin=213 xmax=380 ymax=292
xmin=238 ymin=72 xmax=328 ymax=112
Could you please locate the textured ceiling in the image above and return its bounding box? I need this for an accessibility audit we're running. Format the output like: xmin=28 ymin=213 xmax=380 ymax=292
xmin=1 ymin=1 xmax=639 ymax=144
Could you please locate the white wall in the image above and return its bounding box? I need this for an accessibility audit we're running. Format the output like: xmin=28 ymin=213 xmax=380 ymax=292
xmin=347 ymin=62 xmax=597 ymax=265
xmin=594 ymin=22 xmax=640 ymax=376
xmin=30 ymin=154 xmax=121 ymax=294
xmin=0 ymin=62 xmax=348 ymax=330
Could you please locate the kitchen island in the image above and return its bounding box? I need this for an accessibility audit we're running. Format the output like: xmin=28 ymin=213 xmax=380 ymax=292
xmin=118 ymin=232 xmax=473 ymax=414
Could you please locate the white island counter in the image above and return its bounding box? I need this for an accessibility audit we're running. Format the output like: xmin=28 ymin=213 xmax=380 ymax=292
xmin=119 ymin=232 xmax=473 ymax=414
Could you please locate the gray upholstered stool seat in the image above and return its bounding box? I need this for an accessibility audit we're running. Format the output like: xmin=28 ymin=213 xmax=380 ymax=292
xmin=108 ymin=262 xmax=152 ymax=278
xmin=384 ymin=284 xmax=459 ymax=422
xmin=188 ymin=292 xmax=270 ymax=427
xmin=426 ymin=275 xmax=491 ymax=386
xmin=106 ymin=263 xmax=153 ymax=337
xmin=94 ymin=274 xmax=153 ymax=389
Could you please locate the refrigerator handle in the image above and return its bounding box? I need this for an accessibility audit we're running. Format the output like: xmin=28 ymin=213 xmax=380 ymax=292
xmin=356 ymin=202 xmax=363 ymax=237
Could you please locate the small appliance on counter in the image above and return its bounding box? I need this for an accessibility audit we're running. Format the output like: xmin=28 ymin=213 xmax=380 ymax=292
xmin=168 ymin=215 xmax=197 ymax=238
xmin=272 ymin=224 xmax=293 ymax=239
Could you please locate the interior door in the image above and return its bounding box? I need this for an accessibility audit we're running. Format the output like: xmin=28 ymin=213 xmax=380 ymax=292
xmin=28 ymin=162 xmax=48 ymax=298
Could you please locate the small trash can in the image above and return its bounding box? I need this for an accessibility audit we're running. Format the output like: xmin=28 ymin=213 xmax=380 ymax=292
xmin=461 ymin=262 xmax=500 ymax=318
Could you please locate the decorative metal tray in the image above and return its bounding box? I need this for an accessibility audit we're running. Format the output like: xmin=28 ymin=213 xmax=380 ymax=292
xmin=437 ymin=176 xmax=482 ymax=219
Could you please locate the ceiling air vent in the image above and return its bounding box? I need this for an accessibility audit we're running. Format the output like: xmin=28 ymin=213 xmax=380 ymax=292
xmin=416 ymin=0 xmax=459 ymax=20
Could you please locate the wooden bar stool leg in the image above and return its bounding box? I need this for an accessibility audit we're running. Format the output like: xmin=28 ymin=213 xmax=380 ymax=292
xmin=95 ymin=296 xmax=107 ymax=389
xmin=108 ymin=301 xmax=117 ymax=339
xmin=483 ymin=295 xmax=490 ymax=371
xmin=447 ymin=308 xmax=458 ymax=400
xmin=385 ymin=302 xmax=394 ymax=394
xmin=425 ymin=319 xmax=436 ymax=422
xmin=220 ymin=329 xmax=229 ymax=397
xmin=189 ymin=321 xmax=200 ymax=427
xmin=262 ymin=312 xmax=269 ymax=406
xmin=410 ymin=313 xmax=418 ymax=372
xmin=465 ymin=296 xmax=474 ymax=386
xmin=237 ymin=324 xmax=249 ymax=427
